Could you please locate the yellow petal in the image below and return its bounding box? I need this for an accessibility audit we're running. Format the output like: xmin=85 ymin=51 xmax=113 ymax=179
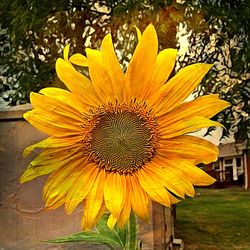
xmin=116 ymin=176 xmax=131 ymax=228
xmin=159 ymin=116 xmax=223 ymax=139
xmin=65 ymin=163 xmax=98 ymax=214
xmin=86 ymin=48 xmax=115 ymax=103
xmin=159 ymin=135 xmax=219 ymax=164
xmin=138 ymin=169 xmax=171 ymax=207
xmin=172 ymin=159 xmax=216 ymax=186
xmin=107 ymin=213 xmax=118 ymax=229
xmin=148 ymin=160 xmax=194 ymax=198
xmin=23 ymin=138 xmax=52 ymax=158
xmin=22 ymin=136 xmax=83 ymax=158
xmin=116 ymin=203 xmax=131 ymax=228
xmin=82 ymin=170 xmax=106 ymax=230
xmin=129 ymin=175 xmax=149 ymax=221
xmin=30 ymin=92 xmax=85 ymax=123
xmin=158 ymin=94 xmax=230 ymax=120
xmin=101 ymin=33 xmax=124 ymax=102
xmin=63 ymin=44 xmax=70 ymax=61
xmin=27 ymin=146 xmax=79 ymax=166
xmin=82 ymin=202 xmax=106 ymax=231
xmin=39 ymin=87 xmax=71 ymax=98
xmin=154 ymin=155 xmax=196 ymax=197
xmin=43 ymin=157 xmax=83 ymax=197
xmin=43 ymin=157 xmax=85 ymax=208
xmin=133 ymin=25 xmax=141 ymax=41
xmin=69 ymin=53 xmax=88 ymax=66
xmin=20 ymin=148 xmax=81 ymax=183
xmin=46 ymin=196 xmax=66 ymax=210
xmin=104 ymin=173 xmax=126 ymax=218
xmin=146 ymin=48 xmax=177 ymax=99
xmin=149 ymin=63 xmax=213 ymax=115
xmin=39 ymin=87 xmax=87 ymax=113
xmin=21 ymin=163 xmax=60 ymax=184
xmin=152 ymin=48 xmax=177 ymax=86
xmin=56 ymin=58 xmax=102 ymax=106
xmin=23 ymin=110 xmax=81 ymax=136
xmin=124 ymin=24 xmax=158 ymax=101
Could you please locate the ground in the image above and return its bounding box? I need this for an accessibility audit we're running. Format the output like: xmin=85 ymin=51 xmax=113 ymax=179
xmin=175 ymin=187 xmax=250 ymax=250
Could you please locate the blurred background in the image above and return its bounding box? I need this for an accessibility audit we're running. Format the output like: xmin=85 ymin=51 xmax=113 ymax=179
xmin=0 ymin=0 xmax=250 ymax=249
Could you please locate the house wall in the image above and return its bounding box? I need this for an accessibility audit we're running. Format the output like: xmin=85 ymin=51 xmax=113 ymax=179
xmin=208 ymin=143 xmax=250 ymax=189
xmin=246 ymin=150 xmax=250 ymax=189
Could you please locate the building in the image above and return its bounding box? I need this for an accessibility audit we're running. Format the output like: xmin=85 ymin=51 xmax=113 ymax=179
xmin=207 ymin=142 xmax=250 ymax=189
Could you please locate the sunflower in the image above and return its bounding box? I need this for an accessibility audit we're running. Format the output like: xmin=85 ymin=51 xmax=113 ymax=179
xmin=21 ymin=24 xmax=229 ymax=230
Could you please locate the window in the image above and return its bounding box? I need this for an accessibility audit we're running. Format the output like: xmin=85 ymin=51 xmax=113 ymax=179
xmin=236 ymin=157 xmax=242 ymax=168
xmin=225 ymin=159 xmax=233 ymax=165
xmin=213 ymin=160 xmax=221 ymax=171
xmin=212 ymin=161 xmax=219 ymax=170
xmin=236 ymin=157 xmax=244 ymax=175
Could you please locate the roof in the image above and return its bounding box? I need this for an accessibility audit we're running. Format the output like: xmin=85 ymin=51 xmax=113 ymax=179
xmin=218 ymin=142 xmax=247 ymax=157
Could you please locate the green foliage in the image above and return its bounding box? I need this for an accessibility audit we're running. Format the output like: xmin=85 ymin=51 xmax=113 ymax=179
xmin=0 ymin=0 xmax=69 ymax=105
xmin=1 ymin=0 xmax=249 ymax=143
xmin=0 ymin=0 xmax=69 ymax=39
xmin=0 ymin=0 xmax=112 ymax=105
xmin=45 ymin=213 xmax=140 ymax=250
xmin=0 ymin=0 xmax=175 ymax=105
xmin=177 ymin=0 xmax=250 ymax=143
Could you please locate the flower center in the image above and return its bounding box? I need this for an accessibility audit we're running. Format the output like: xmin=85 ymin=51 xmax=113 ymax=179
xmin=88 ymin=106 xmax=157 ymax=174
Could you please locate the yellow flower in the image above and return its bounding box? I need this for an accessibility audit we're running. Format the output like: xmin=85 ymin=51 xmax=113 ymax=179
xmin=21 ymin=24 xmax=230 ymax=230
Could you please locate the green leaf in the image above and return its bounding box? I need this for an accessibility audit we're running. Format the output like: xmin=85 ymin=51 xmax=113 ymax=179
xmin=43 ymin=213 xmax=130 ymax=250
xmin=44 ymin=230 xmax=124 ymax=250
xmin=96 ymin=214 xmax=126 ymax=248
xmin=115 ymin=226 xmax=127 ymax=247
xmin=45 ymin=231 xmax=117 ymax=245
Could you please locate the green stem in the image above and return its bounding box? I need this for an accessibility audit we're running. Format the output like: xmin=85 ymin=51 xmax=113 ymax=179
xmin=124 ymin=212 xmax=140 ymax=250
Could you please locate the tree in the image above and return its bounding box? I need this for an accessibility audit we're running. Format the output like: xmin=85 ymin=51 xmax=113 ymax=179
xmin=1 ymin=0 xmax=249 ymax=144
xmin=176 ymin=0 xmax=250 ymax=144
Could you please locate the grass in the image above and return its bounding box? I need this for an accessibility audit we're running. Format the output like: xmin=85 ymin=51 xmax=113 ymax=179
xmin=175 ymin=187 xmax=250 ymax=250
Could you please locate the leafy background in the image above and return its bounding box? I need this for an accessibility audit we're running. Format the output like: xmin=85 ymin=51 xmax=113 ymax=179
xmin=0 ymin=0 xmax=249 ymax=143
